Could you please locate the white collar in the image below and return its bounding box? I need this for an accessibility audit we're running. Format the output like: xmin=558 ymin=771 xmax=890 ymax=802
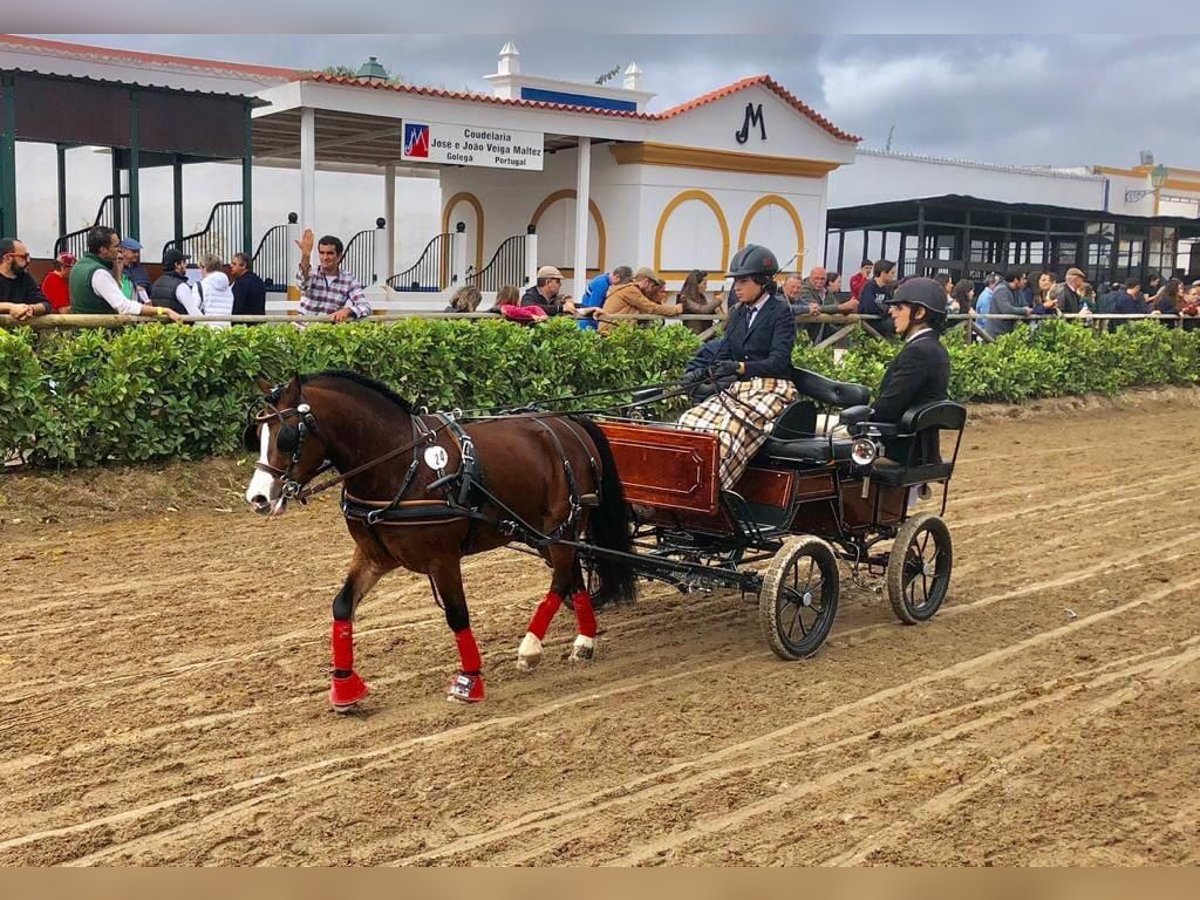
xmin=905 ymin=326 xmax=934 ymax=344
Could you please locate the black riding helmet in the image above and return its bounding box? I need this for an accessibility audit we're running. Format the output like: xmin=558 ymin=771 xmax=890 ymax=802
xmin=724 ymin=244 xmax=782 ymax=280
xmin=884 ymin=276 xmax=948 ymax=315
xmin=727 ymin=244 xmax=780 ymax=284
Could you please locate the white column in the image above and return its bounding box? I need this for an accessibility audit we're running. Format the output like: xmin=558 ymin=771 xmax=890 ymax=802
xmin=300 ymin=107 xmax=316 ymax=238
xmin=572 ymin=137 xmax=592 ymax=301
xmin=525 ymin=229 xmax=538 ymax=288
xmin=451 ymin=227 xmax=468 ymax=288
xmin=384 ymin=162 xmax=396 ymax=280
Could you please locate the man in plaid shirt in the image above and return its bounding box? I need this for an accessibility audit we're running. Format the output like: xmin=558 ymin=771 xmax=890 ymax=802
xmin=296 ymin=230 xmax=372 ymax=321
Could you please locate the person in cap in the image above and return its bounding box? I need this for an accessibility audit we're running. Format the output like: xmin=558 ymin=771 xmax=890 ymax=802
xmin=150 ymin=248 xmax=197 ymax=315
xmin=40 ymin=251 xmax=76 ymax=312
xmin=872 ymin=276 xmax=951 ymax=423
xmin=677 ymin=244 xmax=797 ymax=489
xmin=597 ymin=265 xmax=682 ymax=335
xmin=118 ymin=237 xmax=152 ymax=294
xmin=520 ymin=265 xmax=577 ymax=317
xmin=0 ymin=237 xmax=52 ymax=320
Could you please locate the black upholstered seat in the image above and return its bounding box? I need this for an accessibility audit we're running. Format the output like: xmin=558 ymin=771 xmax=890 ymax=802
xmin=757 ymin=433 xmax=855 ymax=465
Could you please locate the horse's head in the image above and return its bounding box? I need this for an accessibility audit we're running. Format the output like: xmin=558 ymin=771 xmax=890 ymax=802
xmin=243 ymin=376 xmax=329 ymax=517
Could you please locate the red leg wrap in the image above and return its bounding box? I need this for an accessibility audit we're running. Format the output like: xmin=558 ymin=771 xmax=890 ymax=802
xmin=455 ymin=627 xmax=482 ymax=675
xmin=527 ymin=592 xmax=563 ymax=640
xmin=571 ymin=590 xmax=597 ymax=638
xmin=331 ymin=620 xmax=355 ymax=673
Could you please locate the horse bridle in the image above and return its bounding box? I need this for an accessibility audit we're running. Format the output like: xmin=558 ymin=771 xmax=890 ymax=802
xmin=248 ymin=386 xmax=455 ymax=505
xmin=249 ymin=389 xmax=327 ymax=504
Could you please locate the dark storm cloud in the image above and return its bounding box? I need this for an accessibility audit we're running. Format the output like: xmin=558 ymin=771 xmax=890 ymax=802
xmin=35 ymin=33 xmax=1200 ymax=170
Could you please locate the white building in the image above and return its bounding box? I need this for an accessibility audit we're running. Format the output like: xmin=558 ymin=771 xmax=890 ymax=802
xmin=0 ymin=34 xmax=860 ymax=310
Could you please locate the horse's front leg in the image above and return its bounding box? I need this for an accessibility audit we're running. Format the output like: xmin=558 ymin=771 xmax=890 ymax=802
xmin=329 ymin=548 xmax=385 ymax=711
xmin=432 ymin=559 xmax=486 ymax=703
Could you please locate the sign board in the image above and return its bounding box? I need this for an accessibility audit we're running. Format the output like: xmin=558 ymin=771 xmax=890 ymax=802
xmin=401 ymin=121 xmax=544 ymax=170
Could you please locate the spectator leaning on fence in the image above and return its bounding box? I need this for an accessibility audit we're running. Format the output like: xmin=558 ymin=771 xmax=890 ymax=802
xmin=1109 ymin=277 xmax=1144 ymax=330
xmin=577 ymin=265 xmax=632 ymax=330
xmin=988 ymin=269 xmax=1032 ymax=336
xmin=678 ymin=269 xmax=724 ymax=335
xmin=40 ymin=251 xmax=75 ymax=312
xmin=1180 ymin=283 xmax=1199 ymax=332
xmin=230 ymin=251 xmax=267 ymax=320
xmin=295 ymin=228 xmax=372 ymax=322
xmin=858 ymin=259 xmax=897 ymax=336
xmin=598 ymin=266 xmax=682 ymax=336
xmin=69 ymin=227 xmax=181 ymax=321
xmin=520 ymin=265 xmax=578 ymax=317
xmin=0 ymin=237 xmax=52 ymax=321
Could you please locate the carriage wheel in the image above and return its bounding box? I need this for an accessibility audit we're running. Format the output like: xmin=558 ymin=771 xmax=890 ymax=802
xmin=758 ymin=535 xmax=840 ymax=661
xmin=886 ymin=513 xmax=953 ymax=625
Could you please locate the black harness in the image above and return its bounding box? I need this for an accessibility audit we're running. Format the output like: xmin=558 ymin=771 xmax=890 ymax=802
xmin=248 ymin=387 xmax=600 ymax=554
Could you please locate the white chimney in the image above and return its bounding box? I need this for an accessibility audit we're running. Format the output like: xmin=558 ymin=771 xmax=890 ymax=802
xmin=623 ymin=62 xmax=643 ymax=92
xmin=498 ymin=41 xmax=520 ymax=76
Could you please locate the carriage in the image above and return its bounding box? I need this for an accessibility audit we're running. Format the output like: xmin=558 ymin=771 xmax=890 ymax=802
xmin=244 ymin=365 xmax=966 ymax=708
xmin=587 ymin=368 xmax=968 ymax=660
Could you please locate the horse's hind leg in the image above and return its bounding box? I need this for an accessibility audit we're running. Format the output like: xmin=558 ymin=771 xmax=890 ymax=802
xmin=431 ymin=558 xmax=486 ymax=703
xmin=565 ymin=554 xmax=598 ymax=663
xmin=517 ymin=546 xmax=596 ymax=671
xmin=329 ymin=548 xmax=385 ymax=711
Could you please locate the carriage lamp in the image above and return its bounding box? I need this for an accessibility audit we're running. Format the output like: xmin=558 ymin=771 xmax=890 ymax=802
xmin=850 ymin=436 xmax=879 ymax=467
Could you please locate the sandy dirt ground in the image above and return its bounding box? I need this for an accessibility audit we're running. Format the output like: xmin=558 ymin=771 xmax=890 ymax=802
xmin=1 ymin=391 xmax=1198 ymax=866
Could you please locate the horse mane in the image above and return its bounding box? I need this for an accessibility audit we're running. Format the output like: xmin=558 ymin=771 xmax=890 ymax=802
xmin=301 ymin=370 xmax=414 ymax=413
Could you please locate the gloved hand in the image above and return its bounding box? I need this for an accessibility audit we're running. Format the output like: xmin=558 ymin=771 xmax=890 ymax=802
xmin=709 ymin=360 xmax=740 ymax=379
xmin=680 ymin=368 xmax=705 ymax=385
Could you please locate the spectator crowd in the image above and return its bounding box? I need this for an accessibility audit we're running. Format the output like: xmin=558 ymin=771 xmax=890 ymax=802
xmin=2 ymin=227 xmax=1198 ymax=337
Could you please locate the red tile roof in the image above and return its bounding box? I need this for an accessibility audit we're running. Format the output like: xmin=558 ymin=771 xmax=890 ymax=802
xmin=0 ymin=36 xmax=857 ymax=142
xmin=656 ymin=75 xmax=860 ymax=142
xmin=306 ymin=71 xmax=653 ymax=119
xmin=306 ymin=71 xmax=859 ymax=142
xmin=0 ymin=33 xmax=299 ymax=81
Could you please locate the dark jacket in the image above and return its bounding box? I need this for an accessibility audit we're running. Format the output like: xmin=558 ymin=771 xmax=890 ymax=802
xmin=858 ymin=278 xmax=896 ymax=337
xmin=231 ymin=271 xmax=267 ymax=319
xmin=149 ymin=271 xmax=190 ymax=315
xmin=520 ymin=285 xmax=565 ymax=316
xmin=873 ymin=329 xmax=951 ymax=464
xmin=711 ymin=291 xmax=796 ymax=380
xmin=873 ymin=330 xmax=950 ymax=423
xmin=988 ymin=282 xmax=1028 ymax=335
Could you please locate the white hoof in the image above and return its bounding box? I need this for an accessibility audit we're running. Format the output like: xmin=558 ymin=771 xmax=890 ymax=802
xmin=517 ymin=632 xmax=543 ymax=672
xmin=569 ymin=635 xmax=595 ymax=663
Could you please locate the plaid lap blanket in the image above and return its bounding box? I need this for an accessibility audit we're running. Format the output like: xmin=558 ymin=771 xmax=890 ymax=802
xmin=677 ymin=377 xmax=797 ymax=489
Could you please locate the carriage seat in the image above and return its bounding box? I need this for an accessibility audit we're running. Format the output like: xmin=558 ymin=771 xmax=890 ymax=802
xmin=756 ymin=432 xmax=855 ymax=465
xmin=846 ymin=400 xmax=968 ymax=486
xmin=791 ymin=367 xmax=870 ymax=410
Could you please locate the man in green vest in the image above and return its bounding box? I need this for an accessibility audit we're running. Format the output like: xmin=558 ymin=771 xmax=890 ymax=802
xmin=69 ymin=226 xmax=181 ymax=321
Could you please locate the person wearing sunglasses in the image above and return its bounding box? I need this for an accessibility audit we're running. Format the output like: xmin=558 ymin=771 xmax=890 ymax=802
xmin=0 ymin=237 xmax=52 ymax=321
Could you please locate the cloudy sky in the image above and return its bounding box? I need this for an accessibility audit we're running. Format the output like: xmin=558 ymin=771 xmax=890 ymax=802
xmin=39 ymin=34 xmax=1198 ymax=172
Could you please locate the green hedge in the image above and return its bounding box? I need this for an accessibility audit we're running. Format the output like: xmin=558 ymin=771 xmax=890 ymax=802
xmin=0 ymin=318 xmax=1197 ymax=467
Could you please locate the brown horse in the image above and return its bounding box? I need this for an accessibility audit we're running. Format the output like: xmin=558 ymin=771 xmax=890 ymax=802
xmin=242 ymin=371 xmax=636 ymax=708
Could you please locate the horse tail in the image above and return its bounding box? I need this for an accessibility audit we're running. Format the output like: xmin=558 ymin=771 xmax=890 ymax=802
xmin=571 ymin=416 xmax=637 ymax=607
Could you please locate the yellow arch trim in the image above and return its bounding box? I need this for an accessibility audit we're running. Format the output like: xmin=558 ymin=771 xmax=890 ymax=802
xmin=529 ymin=189 xmax=607 ymax=271
xmin=654 ymin=189 xmax=730 ymax=274
xmin=738 ymin=194 xmax=805 ymax=271
xmin=441 ymin=191 xmax=485 ymax=286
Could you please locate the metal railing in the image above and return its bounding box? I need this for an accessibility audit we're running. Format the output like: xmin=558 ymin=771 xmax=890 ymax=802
xmin=253 ymin=212 xmax=296 ymax=292
xmin=54 ymin=193 xmax=131 ymax=258
xmin=387 ymin=232 xmax=452 ymax=292
xmin=342 ymin=226 xmax=376 ymax=285
xmin=468 ymin=234 xmax=526 ymax=292
xmin=163 ymin=201 xmax=243 ymax=264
